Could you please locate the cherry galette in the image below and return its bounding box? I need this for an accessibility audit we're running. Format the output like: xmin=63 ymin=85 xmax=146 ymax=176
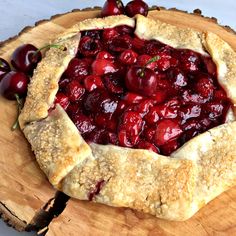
xmin=18 ymin=14 xmax=236 ymax=221
xmin=54 ymin=25 xmax=232 ymax=156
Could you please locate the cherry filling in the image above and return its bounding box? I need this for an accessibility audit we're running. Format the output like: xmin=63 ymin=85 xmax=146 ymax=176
xmin=55 ymin=25 xmax=232 ymax=156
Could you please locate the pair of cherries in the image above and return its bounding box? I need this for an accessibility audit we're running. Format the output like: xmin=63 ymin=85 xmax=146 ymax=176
xmin=101 ymin=0 xmax=148 ymax=18
xmin=0 ymin=44 xmax=41 ymax=100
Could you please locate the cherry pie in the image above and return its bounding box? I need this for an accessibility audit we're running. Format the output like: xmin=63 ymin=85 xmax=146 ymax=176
xmin=19 ymin=14 xmax=236 ymax=221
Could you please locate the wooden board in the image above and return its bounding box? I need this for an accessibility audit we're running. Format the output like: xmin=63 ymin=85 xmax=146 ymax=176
xmin=0 ymin=7 xmax=236 ymax=235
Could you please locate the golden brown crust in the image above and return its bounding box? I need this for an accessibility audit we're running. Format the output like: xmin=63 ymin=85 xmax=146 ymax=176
xmin=19 ymin=35 xmax=80 ymax=128
xmin=60 ymin=122 xmax=236 ymax=221
xmin=203 ymin=32 xmax=236 ymax=104
xmin=173 ymin=122 xmax=236 ymax=207
xmin=20 ymin=15 xmax=236 ymax=221
xmin=23 ymin=106 xmax=91 ymax=186
xmin=61 ymin=145 xmax=197 ymax=221
xmin=58 ymin=15 xmax=135 ymax=40
xmin=135 ymin=14 xmax=207 ymax=55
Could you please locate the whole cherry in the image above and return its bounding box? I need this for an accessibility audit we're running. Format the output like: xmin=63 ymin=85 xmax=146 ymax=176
xmin=0 ymin=71 xmax=29 ymax=100
xmin=11 ymin=44 xmax=42 ymax=74
xmin=0 ymin=58 xmax=11 ymax=81
xmin=126 ymin=66 xmax=157 ymax=96
xmin=126 ymin=55 xmax=159 ymax=96
xmin=79 ymin=36 xmax=102 ymax=57
xmin=125 ymin=0 xmax=149 ymax=17
xmin=64 ymin=58 xmax=91 ymax=81
xmin=101 ymin=0 xmax=125 ymax=17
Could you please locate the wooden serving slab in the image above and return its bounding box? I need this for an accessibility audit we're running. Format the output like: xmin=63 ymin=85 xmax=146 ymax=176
xmin=0 ymin=7 xmax=236 ymax=235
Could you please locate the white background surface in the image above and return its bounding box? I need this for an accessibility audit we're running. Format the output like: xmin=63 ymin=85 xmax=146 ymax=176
xmin=0 ymin=0 xmax=235 ymax=235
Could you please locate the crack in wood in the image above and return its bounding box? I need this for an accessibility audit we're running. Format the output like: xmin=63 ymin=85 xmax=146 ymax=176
xmin=27 ymin=192 xmax=70 ymax=234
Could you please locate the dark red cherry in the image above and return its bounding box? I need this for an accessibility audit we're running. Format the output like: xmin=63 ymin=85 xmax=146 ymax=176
xmin=0 ymin=58 xmax=11 ymax=81
xmin=126 ymin=66 xmax=157 ymax=96
xmin=87 ymin=129 xmax=109 ymax=144
xmin=108 ymin=132 xmax=119 ymax=144
xmin=72 ymin=113 xmax=95 ymax=134
xmin=58 ymin=75 xmax=70 ymax=89
xmin=103 ymin=74 xmax=124 ymax=94
xmin=180 ymin=50 xmax=200 ymax=72
xmin=119 ymin=49 xmax=138 ymax=65
xmin=133 ymin=99 xmax=154 ymax=117
xmin=102 ymin=28 xmax=119 ymax=43
xmin=101 ymin=0 xmax=125 ymax=17
xmin=118 ymin=129 xmax=139 ymax=147
xmin=66 ymin=80 xmax=85 ymax=102
xmin=83 ymin=90 xmax=102 ymax=113
xmin=118 ymin=111 xmax=143 ymax=147
xmin=202 ymin=56 xmax=217 ymax=76
xmin=160 ymin=139 xmax=180 ymax=156
xmin=115 ymin=100 xmax=127 ymax=115
xmin=122 ymin=92 xmax=144 ymax=104
xmin=84 ymin=75 xmax=104 ymax=92
xmin=136 ymin=55 xmax=157 ymax=70
xmin=79 ymin=36 xmax=102 ymax=57
xmin=91 ymin=59 xmax=117 ymax=76
xmin=99 ymin=92 xmax=119 ymax=114
xmin=142 ymin=40 xmax=164 ymax=56
xmin=168 ymin=68 xmax=188 ymax=89
xmin=182 ymin=90 xmax=206 ymax=104
xmin=11 ymin=44 xmax=41 ymax=74
xmin=136 ymin=140 xmax=160 ymax=154
xmin=151 ymin=90 xmax=167 ymax=104
xmin=125 ymin=0 xmax=149 ymax=17
xmin=84 ymin=89 xmax=118 ymax=114
xmin=119 ymin=111 xmax=143 ymax=135
xmin=54 ymin=92 xmax=70 ymax=110
xmin=158 ymin=98 xmax=180 ymax=119
xmin=96 ymin=51 xmax=114 ymax=60
xmin=154 ymin=119 xmax=183 ymax=146
xmin=195 ymin=75 xmax=214 ymax=99
xmin=114 ymin=25 xmax=134 ymax=35
xmin=214 ymin=90 xmax=228 ymax=101
xmin=0 ymin=71 xmax=29 ymax=100
xmin=81 ymin=30 xmax=102 ymax=40
xmin=132 ymin=36 xmax=145 ymax=50
xmin=64 ymin=58 xmax=90 ymax=81
xmin=109 ymin=35 xmax=132 ymax=52
xmin=143 ymin=127 xmax=156 ymax=142
xmin=144 ymin=106 xmax=160 ymax=125
xmin=94 ymin=113 xmax=110 ymax=129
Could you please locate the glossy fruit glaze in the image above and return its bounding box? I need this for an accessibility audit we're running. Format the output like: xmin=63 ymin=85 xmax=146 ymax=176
xmin=55 ymin=25 xmax=232 ymax=155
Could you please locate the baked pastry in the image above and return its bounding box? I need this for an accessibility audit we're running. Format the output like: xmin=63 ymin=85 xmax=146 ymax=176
xmin=18 ymin=14 xmax=236 ymax=221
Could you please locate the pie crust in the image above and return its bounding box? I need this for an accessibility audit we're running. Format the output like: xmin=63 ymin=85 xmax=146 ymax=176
xmin=19 ymin=14 xmax=236 ymax=221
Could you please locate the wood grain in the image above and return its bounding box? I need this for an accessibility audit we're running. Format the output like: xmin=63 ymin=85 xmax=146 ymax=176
xmin=46 ymin=188 xmax=236 ymax=236
xmin=0 ymin=7 xmax=236 ymax=235
xmin=0 ymin=96 xmax=56 ymax=231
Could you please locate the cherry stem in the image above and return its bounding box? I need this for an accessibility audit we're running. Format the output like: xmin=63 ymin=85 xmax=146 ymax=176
xmin=116 ymin=0 xmax=122 ymax=6
xmin=34 ymin=44 xmax=66 ymax=56
xmin=11 ymin=94 xmax=24 ymax=131
xmin=140 ymin=55 xmax=160 ymax=77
